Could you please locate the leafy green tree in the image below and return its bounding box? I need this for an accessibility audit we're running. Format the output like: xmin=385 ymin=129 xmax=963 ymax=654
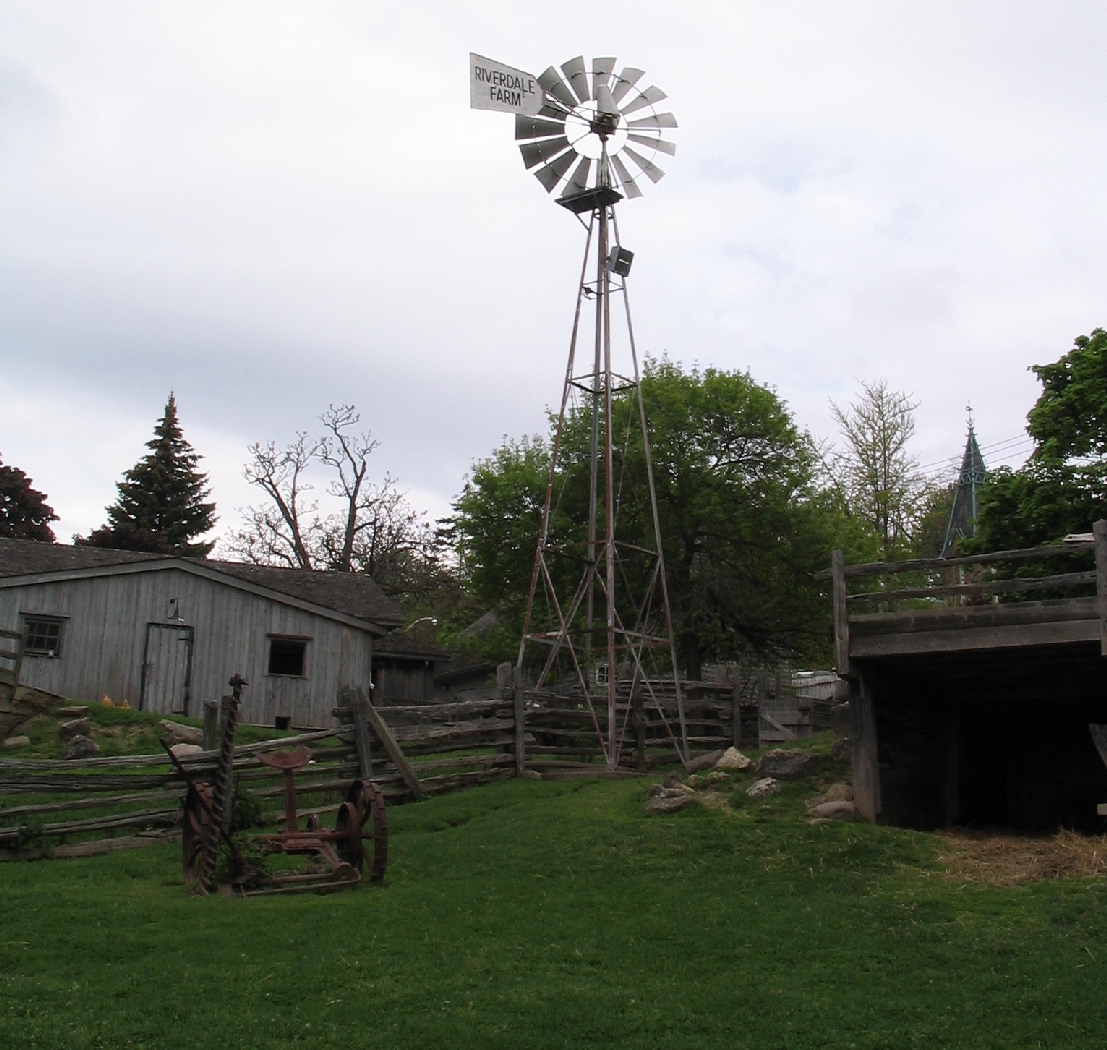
xmin=81 ymin=394 xmax=216 ymax=556
xmin=973 ymin=329 xmax=1107 ymax=550
xmin=0 ymin=457 xmax=58 ymax=542
xmin=451 ymin=359 xmax=839 ymax=675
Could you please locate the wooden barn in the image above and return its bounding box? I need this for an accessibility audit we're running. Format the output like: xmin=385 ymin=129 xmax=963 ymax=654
xmin=0 ymin=538 xmax=405 ymax=728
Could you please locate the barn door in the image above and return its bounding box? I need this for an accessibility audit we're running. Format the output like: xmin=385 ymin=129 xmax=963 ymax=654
xmin=141 ymin=623 xmax=194 ymax=715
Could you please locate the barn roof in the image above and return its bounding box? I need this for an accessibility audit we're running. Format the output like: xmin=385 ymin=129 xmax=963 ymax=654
xmin=0 ymin=538 xmax=404 ymax=632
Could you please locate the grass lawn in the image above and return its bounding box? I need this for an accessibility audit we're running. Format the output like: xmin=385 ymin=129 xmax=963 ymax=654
xmin=2 ymin=766 xmax=1106 ymax=1049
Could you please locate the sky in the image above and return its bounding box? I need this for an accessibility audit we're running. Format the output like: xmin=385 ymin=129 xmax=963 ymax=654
xmin=2 ymin=2 xmax=1105 ymax=546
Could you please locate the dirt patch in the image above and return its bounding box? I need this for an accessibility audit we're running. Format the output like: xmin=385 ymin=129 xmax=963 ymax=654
xmin=937 ymin=829 xmax=1107 ymax=886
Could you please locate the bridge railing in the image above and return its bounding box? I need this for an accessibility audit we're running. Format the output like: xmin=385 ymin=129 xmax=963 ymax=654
xmin=818 ymin=520 xmax=1107 ymax=675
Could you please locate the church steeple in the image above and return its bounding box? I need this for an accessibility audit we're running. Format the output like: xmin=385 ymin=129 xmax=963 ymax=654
xmin=941 ymin=406 xmax=987 ymax=557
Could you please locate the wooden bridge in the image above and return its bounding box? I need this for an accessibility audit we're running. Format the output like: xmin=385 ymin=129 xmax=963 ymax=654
xmin=826 ymin=521 xmax=1107 ymax=830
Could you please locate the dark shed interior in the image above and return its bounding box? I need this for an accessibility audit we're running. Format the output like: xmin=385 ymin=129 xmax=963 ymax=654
xmin=864 ymin=643 xmax=1107 ymax=833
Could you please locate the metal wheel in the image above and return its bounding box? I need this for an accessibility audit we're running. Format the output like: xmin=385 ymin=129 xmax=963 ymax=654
xmin=182 ymin=782 xmax=213 ymax=888
xmin=338 ymin=779 xmax=388 ymax=884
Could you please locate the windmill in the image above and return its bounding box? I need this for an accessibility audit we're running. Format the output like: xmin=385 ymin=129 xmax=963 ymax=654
xmin=471 ymin=53 xmax=689 ymax=770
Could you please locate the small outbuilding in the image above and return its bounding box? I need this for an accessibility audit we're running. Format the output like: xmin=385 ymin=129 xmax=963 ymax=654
xmin=0 ymin=538 xmax=404 ymax=727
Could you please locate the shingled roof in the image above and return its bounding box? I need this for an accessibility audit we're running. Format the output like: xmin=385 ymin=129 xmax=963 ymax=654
xmin=0 ymin=538 xmax=404 ymax=629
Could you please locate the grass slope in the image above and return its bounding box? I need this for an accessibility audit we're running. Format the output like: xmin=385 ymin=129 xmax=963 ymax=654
xmin=2 ymin=774 xmax=1106 ymax=1049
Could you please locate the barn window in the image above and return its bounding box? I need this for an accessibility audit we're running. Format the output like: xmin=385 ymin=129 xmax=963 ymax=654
xmin=267 ymin=636 xmax=308 ymax=677
xmin=23 ymin=616 xmax=65 ymax=658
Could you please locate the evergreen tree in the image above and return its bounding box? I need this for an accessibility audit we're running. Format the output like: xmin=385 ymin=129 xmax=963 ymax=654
xmin=0 ymin=456 xmax=58 ymax=542
xmin=81 ymin=394 xmax=216 ymax=556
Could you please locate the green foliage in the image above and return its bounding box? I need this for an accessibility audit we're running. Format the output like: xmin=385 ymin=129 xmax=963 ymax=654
xmin=974 ymin=329 xmax=1107 ymax=550
xmin=451 ymin=359 xmax=839 ymax=673
xmin=2 ymin=778 xmax=1107 ymax=1048
xmin=229 ymin=778 xmax=265 ymax=833
xmin=81 ymin=393 xmax=216 ymax=556
xmin=0 ymin=457 xmax=58 ymax=542
xmin=1028 ymin=328 xmax=1107 ymax=462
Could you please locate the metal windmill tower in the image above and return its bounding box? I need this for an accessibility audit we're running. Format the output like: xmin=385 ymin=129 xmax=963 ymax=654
xmin=471 ymin=53 xmax=688 ymax=770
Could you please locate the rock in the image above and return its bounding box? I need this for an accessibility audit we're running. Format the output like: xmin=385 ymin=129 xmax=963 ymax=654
xmin=809 ymin=800 xmax=855 ymax=820
xmin=169 ymin=743 xmax=203 ymax=758
xmin=62 ymin=734 xmax=100 ymax=760
xmin=686 ymin=774 xmax=707 ymax=789
xmin=706 ymin=770 xmax=730 ymax=783
xmin=664 ymin=772 xmax=684 ymax=788
xmin=57 ymin=705 xmax=90 ymax=718
xmin=831 ymin=737 xmax=852 ymax=763
xmin=687 ymin=749 xmax=725 ymax=773
xmin=756 ymin=749 xmax=820 ymax=780
xmin=58 ymin=718 xmax=91 ymax=740
xmin=2 ymin=735 xmax=30 ymax=750
xmin=160 ymin=720 xmax=203 ymax=746
xmin=522 ymin=769 xmax=543 ymax=780
xmin=823 ymin=781 xmax=853 ymax=803
xmin=643 ymin=793 xmax=694 ymax=814
xmin=716 ymin=746 xmax=752 ymax=771
xmin=746 ymin=777 xmax=780 ymax=799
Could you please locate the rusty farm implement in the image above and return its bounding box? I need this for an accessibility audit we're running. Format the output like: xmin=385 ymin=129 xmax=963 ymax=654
xmin=169 ymin=675 xmax=387 ymax=896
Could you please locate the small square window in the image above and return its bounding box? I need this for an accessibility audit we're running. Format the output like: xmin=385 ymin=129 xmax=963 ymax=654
xmin=24 ymin=617 xmax=63 ymax=658
xmin=268 ymin=637 xmax=307 ymax=677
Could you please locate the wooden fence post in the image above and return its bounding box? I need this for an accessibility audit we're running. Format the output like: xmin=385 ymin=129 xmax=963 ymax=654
xmin=832 ymin=549 xmax=851 ymax=678
xmin=346 ymin=686 xmax=374 ymax=779
xmin=1094 ymin=520 xmax=1107 ymax=656
xmin=356 ymin=687 xmax=424 ymax=801
xmin=202 ymin=698 xmax=220 ymax=751
xmin=633 ymin=689 xmax=646 ymax=772
xmin=731 ymin=677 xmax=741 ymax=749
xmin=512 ymin=665 xmax=525 ymax=775
xmin=850 ymin=674 xmax=881 ymax=822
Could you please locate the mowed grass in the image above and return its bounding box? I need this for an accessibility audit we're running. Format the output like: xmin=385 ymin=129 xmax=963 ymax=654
xmin=2 ymin=774 xmax=1106 ymax=1049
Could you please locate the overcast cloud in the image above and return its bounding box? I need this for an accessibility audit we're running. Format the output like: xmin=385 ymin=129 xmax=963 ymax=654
xmin=2 ymin=2 xmax=1105 ymax=544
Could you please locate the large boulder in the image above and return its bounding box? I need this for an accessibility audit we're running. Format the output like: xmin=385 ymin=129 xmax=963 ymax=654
xmin=160 ymin=720 xmax=202 ymax=746
xmin=687 ymin=749 xmax=725 ymax=773
xmin=169 ymin=743 xmax=203 ymax=758
xmin=716 ymin=747 xmax=752 ymax=771
xmin=757 ymin=749 xmax=820 ymax=780
xmin=644 ymin=786 xmax=695 ymax=814
xmin=58 ymin=718 xmax=91 ymax=740
xmin=746 ymin=777 xmax=780 ymax=800
xmin=809 ymin=800 xmax=856 ymax=820
xmin=62 ymin=734 xmax=100 ymax=760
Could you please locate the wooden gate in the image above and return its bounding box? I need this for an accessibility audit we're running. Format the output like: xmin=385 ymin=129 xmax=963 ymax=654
xmin=140 ymin=623 xmax=194 ymax=715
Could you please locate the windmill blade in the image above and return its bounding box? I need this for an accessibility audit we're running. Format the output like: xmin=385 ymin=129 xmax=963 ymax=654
xmin=520 ymin=136 xmax=571 ymax=170
xmin=621 ymin=84 xmax=668 ymax=117
xmin=563 ymin=156 xmax=592 ymax=196
xmin=610 ymin=67 xmax=644 ymax=103
xmin=539 ymin=66 xmax=578 ymax=111
xmin=626 ymin=113 xmax=678 ymax=131
xmin=610 ymin=154 xmax=643 ymax=199
xmin=623 ymin=145 xmax=666 ymax=183
xmin=533 ymin=148 xmax=577 ymax=192
xmin=516 ymin=114 xmax=568 ymax=141
xmin=627 ymin=133 xmax=676 ymax=156
xmin=591 ymin=56 xmax=617 ymax=96
xmin=561 ymin=55 xmax=590 ymax=103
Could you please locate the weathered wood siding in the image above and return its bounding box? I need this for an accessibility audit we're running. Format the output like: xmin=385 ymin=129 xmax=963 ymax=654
xmin=0 ymin=568 xmax=372 ymax=727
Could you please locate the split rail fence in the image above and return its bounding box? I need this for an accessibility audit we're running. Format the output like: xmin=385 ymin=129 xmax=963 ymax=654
xmin=0 ymin=664 xmax=804 ymax=860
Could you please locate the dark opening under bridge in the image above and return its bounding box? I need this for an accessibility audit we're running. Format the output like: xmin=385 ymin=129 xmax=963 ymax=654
xmin=826 ymin=521 xmax=1107 ymax=831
